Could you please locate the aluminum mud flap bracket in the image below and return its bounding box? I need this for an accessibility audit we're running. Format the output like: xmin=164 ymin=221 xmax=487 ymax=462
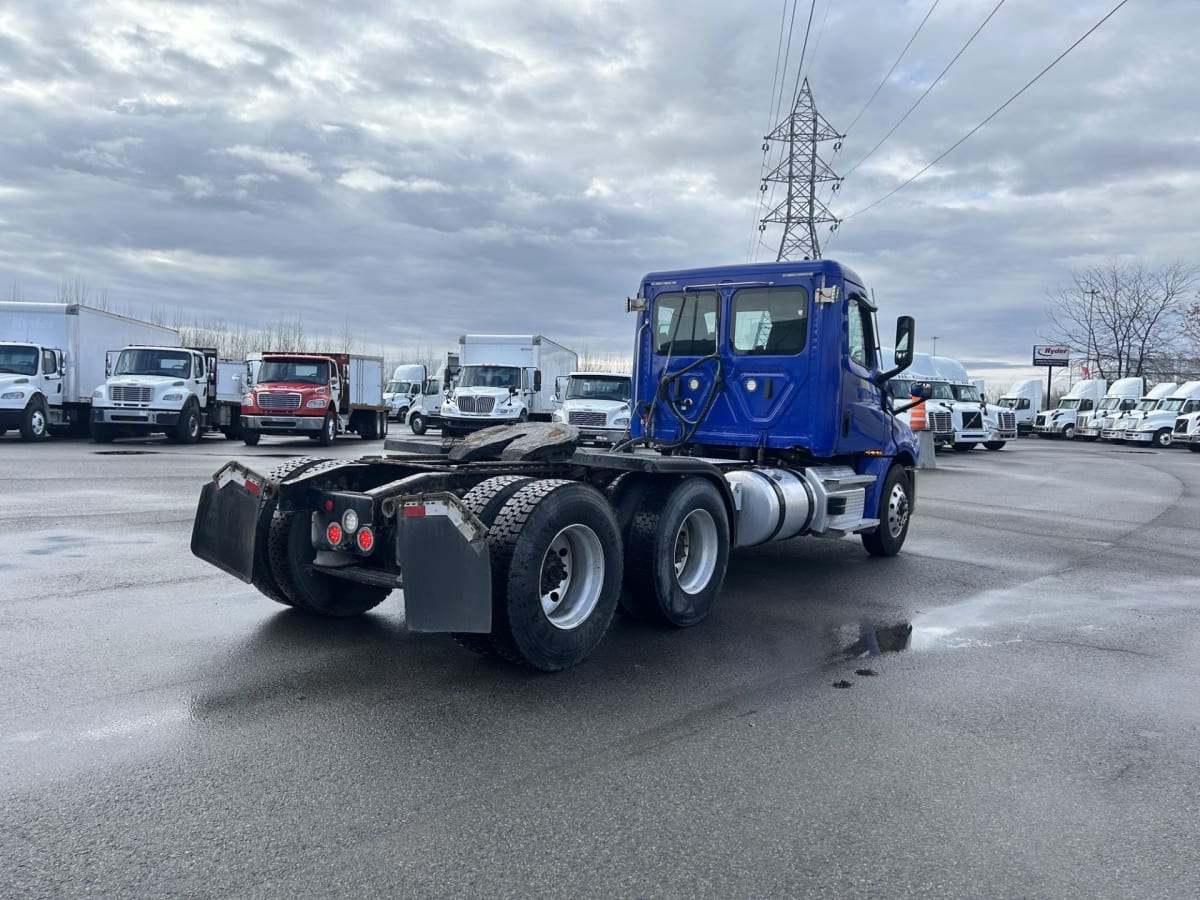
xmin=190 ymin=462 xmax=267 ymax=583
xmin=393 ymin=493 xmax=492 ymax=633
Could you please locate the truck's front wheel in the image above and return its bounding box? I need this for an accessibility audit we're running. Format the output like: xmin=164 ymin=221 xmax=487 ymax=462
xmin=242 ymin=428 xmax=261 ymax=446
xmin=482 ymin=479 xmax=621 ymax=671
xmin=318 ymin=412 xmax=336 ymax=446
xmin=862 ymin=465 xmax=912 ymax=558
xmin=90 ymin=421 xmax=117 ymax=443
xmin=983 ymin=441 xmax=1006 ymax=450
xmin=267 ymin=510 xmax=390 ymax=617
xmin=171 ymin=402 xmax=201 ymax=444
xmin=622 ymin=478 xmax=730 ymax=627
xmin=19 ymin=398 xmax=49 ymax=441
xmin=1153 ymin=428 xmax=1173 ymax=448
xmin=409 ymin=411 xmax=427 ymax=435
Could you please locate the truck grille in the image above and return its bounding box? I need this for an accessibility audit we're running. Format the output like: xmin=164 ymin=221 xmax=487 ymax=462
xmin=997 ymin=411 xmax=1016 ymax=430
xmin=111 ymin=386 xmax=153 ymax=404
xmin=961 ymin=410 xmax=983 ymax=430
xmin=258 ymin=391 xmax=301 ymax=410
xmin=568 ymin=411 xmax=607 ymax=427
xmin=928 ymin=411 xmax=953 ymax=434
xmin=458 ymin=396 xmax=495 ymax=414
xmin=1175 ymin=419 xmax=1189 ymax=435
xmin=1035 ymin=414 xmax=1046 ymax=427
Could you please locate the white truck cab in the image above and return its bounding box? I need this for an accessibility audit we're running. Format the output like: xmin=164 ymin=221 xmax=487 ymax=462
xmin=997 ymin=379 xmax=1043 ymax=436
xmin=0 ymin=342 xmax=64 ymax=440
xmin=1125 ymin=381 xmax=1200 ymax=447
xmin=91 ymin=345 xmax=216 ymax=443
xmin=1101 ymin=382 xmax=1177 ymax=441
xmin=1033 ymin=379 xmax=1107 ymax=439
xmin=1076 ymin=377 xmax=1143 ymax=441
xmin=383 ymin=364 xmax=427 ymax=422
xmin=551 ymin=371 xmax=632 ymax=444
xmin=930 ymin=356 xmax=995 ymax=451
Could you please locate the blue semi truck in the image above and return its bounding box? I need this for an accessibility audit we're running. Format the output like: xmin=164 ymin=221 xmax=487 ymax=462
xmin=190 ymin=259 xmax=920 ymax=671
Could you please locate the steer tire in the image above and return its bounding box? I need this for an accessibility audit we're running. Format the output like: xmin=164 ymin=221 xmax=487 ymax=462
xmin=410 ymin=412 xmax=427 ymax=435
xmin=450 ymin=475 xmax=536 ymax=659
xmin=90 ymin=422 xmax=117 ymax=443
xmin=242 ymin=429 xmax=261 ymax=446
xmin=862 ymin=465 xmax=913 ymax=558
xmin=19 ymin=398 xmax=49 ymax=441
xmin=1153 ymin=428 xmax=1172 ymax=448
xmin=1061 ymin=424 xmax=1075 ymax=440
xmin=318 ymin=412 xmax=337 ymax=447
xmin=983 ymin=441 xmax=1006 ymax=451
xmin=478 ymin=479 xmax=621 ymax=671
xmin=952 ymin=442 xmax=976 ymax=452
xmin=1187 ymin=443 xmax=1200 ymax=453
xmin=267 ymin=509 xmax=390 ymax=617
xmin=622 ymin=477 xmax=730 ymax=628
xmin=171 ymin=401 xmax=201 ymax=444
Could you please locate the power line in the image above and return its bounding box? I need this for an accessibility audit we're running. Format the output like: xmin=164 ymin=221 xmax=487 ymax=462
xmin=841 ymin=0 xmax=1008 ymax=179
xmin=842 ymin=0 xmax=943 ymax=137
xmin=788 ymin=0 xmax=819 ymax=109
xmin=843 ymin=0 xmax=1134 ymax=221
xmin=748 ymin=1 xmax=794 ymax=261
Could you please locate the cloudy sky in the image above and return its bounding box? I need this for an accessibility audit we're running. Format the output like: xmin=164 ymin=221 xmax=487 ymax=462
xmin=2 ymin=0 xmax=1196 ymax=384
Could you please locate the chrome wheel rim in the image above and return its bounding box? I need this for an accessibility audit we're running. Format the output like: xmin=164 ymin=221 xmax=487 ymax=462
xmin=673 ymin=508 xmax=718 ymax=594
xmin=539 ymin=524 xmax=604 ymax=631
xmin=31 ymin=408 xmax=45 ymax=435
xmin=886 ymin=481 xmax=910 ymax=538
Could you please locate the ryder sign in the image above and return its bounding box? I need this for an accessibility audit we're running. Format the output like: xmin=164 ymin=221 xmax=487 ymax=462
xmin=1033 ymin=345 xmax=1070 ymax=367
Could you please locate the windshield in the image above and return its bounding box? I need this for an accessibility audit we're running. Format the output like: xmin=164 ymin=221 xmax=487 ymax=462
xmin=1159 ymin=398 xmax=1185 ymax=412
xmin=997 ymin=397 xmax=1017 ymax=409
xmin=1135 ymin=398 xmax=1158 ymax=411
xmin=384 ymin=381 xmax=415 ymax=394
xmin=1097 ymin=397 xmax=1122 ymax=410
xmin=258 ymin=359 xmax=329 ymax=384
xmin=1057 ymin=399 xmax=1081 ymax=410
xmin=951 ymin=384 xmax=981 ymax=402
xmin=566 ymin=375 xmax=630 ymax=401
xmin=0 ymin=344 xmax=38 ymax=375
xmin=927 ymin=382 xmax=955 ymax=401
xmin=458 ymin=365 xmax=520 ymax=389
xmin=115 ymin=348 xmax=192 ymax=378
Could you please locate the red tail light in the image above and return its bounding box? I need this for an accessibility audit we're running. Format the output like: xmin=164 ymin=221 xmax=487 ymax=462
xmin=356 ymin=526 xmax=374 ymax=552
xmin=326 ymin=522 xmax=342 ymax=546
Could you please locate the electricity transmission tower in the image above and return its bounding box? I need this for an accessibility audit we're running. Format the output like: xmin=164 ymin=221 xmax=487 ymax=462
xmin=759 ymin=78 xmax=843 ymax=261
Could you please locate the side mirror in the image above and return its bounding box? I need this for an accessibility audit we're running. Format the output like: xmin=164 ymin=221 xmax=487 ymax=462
xmin=873 ymin=316 xmax=916 ymax=386
xmin=533 ymin=369 xmax=542 ymax=392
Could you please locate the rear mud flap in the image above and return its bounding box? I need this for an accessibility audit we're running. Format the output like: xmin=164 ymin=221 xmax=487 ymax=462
xmin=395 ymin=502 xmax=492 ymax=633
xmin=189 ymin=466 xmax=265 ymax=584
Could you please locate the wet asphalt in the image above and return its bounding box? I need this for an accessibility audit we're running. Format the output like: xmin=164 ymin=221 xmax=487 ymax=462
xmin=1 ymin=432 xmax=1198 ymax=899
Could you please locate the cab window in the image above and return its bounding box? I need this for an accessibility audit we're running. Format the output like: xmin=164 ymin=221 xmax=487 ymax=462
xmin=731 ymin=286 xmax=807 ymax=355
xmin=654 ymin=291 xmax=718 ymax=355
xmin=848 ymin=297 xmax=875 ymax=368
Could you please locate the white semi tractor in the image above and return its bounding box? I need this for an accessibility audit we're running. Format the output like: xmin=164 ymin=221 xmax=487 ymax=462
xmin=0 ymin=303 xmax=180 ymax=441
xmin=1033 ymin=379 xmax=1107 ymax=439
xmin=930 ymin=355 xmax=1016 ymax=451
xmin=1100 ymin=382 xmax=1177 ymax=442
xmin=996 ymin=379 xmax=1043 ymax=436
xmin=1075 ymin=377 xmax=1143 ymax=441
xmin=551 ymin=371 xmax=632 ymax=444
xmin=1124 ymin=381 xmax=1200 ymax=447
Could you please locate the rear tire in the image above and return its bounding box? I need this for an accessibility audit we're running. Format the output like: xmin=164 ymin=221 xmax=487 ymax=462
xmin=19 ymin=398 xmax=49 ymax=441
xmin=1188 ymin=443 xmax=1200 ymax=453
xmin=250 ymin=457 xmax=324 ymax=606
xmin=862 ymin=465 xmax=912 ymax=557
xmin=622 ymin=477 xmax=730 ymax=627
xmin=475 ymin=479 xmax=621 ymax=671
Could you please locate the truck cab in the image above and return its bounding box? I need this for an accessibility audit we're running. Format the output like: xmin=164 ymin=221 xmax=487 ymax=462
xmin=90 ymin=345 xmax=214 ymax=443
xmin=997 ymin=378 xmax=1043 ymax=436
xmin=949 ymin=381 xmax=1017 ymax=450
xmin=1076 ymin=377 xmax=1143 ymax=441
xmin=1125 ymin=381 xmax=1200 ymax=447
xmin=1101 ymin=383 xmax=1177 ymax=441
xmin=1033 ymin=379 xmax=1107 ymax=439
xmin=0 ymin=341 xmax=64 ymax=441
xmin=551 ymin=371 xmax=632 ymax=444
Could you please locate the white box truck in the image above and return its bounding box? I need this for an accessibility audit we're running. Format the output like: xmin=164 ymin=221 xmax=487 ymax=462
xmin=1124 ymin=381 xmax=1200 ymax=447
xmin=1075 ymin=376 xmax=1143 ymax=441
xmin=550 ymin=371 xmax=632 ymax=444
xmin=1033 ymin=379 xmax=1107 ymax=438
xmin=997 ymin=379 xmax=1043 ymax=436
xmin=1101 ymin=382 xmax=1176 ymax=441
xmin=440 ymin=334 xmax=578 ymax=437
xmin=0 ymin=302 xmax=179 ymax=441
xmin=90 ymin=346 xmax=249 ymax=443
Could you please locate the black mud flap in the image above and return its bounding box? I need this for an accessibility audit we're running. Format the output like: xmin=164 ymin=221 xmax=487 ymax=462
xmin=395 ymin=495 xmax=492 ymax=633
xmin=189 ymin=464 xmax=266 ymax=584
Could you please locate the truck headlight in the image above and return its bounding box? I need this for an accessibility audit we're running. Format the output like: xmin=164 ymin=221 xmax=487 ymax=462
xmin=552 ymin=410 xmax=564 ymax=422
xmin=614 ymin=416 xmax=630 ymax=427
xmin=306 ymin=399 xmax=328 ymax=408
xmin=162 ymin=393 xmax=184 ymax=401
xmin=93 ymin=388 xmax=104 ymax=399
xmin=243 ymin=393 xmax=255 ymax=405
xmin=1 ymin=391 xmax=25 ymax=400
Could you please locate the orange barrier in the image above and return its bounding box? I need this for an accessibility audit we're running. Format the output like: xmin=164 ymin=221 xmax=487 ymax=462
xmin=908 ymin=396 xmax=927 ymax=430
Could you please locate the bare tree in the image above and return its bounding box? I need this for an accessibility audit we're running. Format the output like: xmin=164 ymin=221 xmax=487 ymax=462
xmin=1046 ymin=262 xmax=1197 ymax=381
xmin=57 ymin=274 xmax=109 ymax=310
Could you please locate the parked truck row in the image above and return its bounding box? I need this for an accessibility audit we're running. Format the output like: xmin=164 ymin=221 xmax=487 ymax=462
xmin=1032 ymin=376 xmax=1200 ymax=449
